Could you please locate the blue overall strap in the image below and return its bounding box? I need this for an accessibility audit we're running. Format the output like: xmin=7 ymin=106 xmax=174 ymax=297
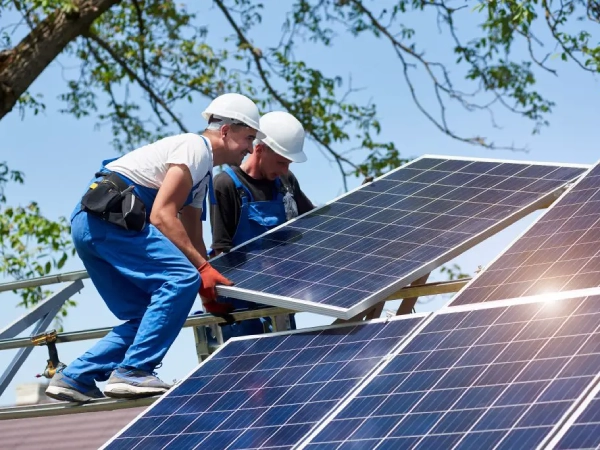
xmin=224 ymin=166 xmax=254 ymax=203
xmin=199 ymin=136 xmax=217 ymax=205
xmin=198 ymin=136 xmax=216 ymax=221
xmin=200 ymin=172 xmax=216 ymax=221
xmin=273 ymin=177 xmax=285 ymax=201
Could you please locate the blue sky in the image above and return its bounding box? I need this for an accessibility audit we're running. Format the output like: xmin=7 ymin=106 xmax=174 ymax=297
xmin=0 ymin=2 xmax=598 ymax=406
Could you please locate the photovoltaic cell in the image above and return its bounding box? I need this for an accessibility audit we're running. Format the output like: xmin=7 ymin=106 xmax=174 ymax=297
xmin=102 ymin=316 xmax=423 ymax=450
xmin=451 ymin=160 xmax=600 ymax=307
xmin=551 ymin=383 xmax=600 ymax=450
xmin=214 ymin=156 xmax=585 ymax=319
xmin=302 ymin=294 xmax=600 ymax=450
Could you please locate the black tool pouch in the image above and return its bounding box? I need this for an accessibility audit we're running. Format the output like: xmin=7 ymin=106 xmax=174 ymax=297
xmin=81 ymin=172 xmax=146 ymax=231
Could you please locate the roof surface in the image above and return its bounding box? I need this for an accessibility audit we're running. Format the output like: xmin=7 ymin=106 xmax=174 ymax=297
xmin=0 ymin=407 xmax=144 ymax=450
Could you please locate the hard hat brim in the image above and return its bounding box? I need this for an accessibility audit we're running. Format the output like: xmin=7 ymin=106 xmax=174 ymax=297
xmin=261 ymin=136 xmax=307 ymax=163
xmin=202 ymin=110 xmax=266 ymax=140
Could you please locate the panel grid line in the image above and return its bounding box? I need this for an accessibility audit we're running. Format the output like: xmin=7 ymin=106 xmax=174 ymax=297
xmin=301 ymin=295 xmax=600 ymax=450
xmin=547 ymin=377 xmax=600 ymax=449
xmin=362 ymin=301 xmax=585 ymax=449
xmin=451 ymin=162 xmax=600 ymax=306
xmin=214 ymin=157 xmax=585 ymax=318
xmin=449 ymin=306 xmax=600 ymax=450
xmin=102 ymin=317 xmax=423 ymax=450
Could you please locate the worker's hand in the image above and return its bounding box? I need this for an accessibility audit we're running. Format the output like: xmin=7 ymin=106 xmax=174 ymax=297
xmin=198 ymin=261 xmax=234 ymax=301
xmin=362 ymin=176 xmax=374 ymax=185
xmin=203 ymin=298 xmax=235 ymax=316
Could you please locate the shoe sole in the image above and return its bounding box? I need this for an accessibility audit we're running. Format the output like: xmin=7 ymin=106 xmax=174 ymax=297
xmin=45 ymin=386 xmax=95 ymax=403
xmin=104 ymin=383 xmax=169 ymax=399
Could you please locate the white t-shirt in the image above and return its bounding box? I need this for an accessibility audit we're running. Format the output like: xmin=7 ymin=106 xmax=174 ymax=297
xmin=106 ymin=133 xmax=213 ymax=209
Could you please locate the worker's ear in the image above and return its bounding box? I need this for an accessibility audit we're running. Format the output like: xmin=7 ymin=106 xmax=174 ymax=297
xmin=220 ymin=124 xmax=230 ymax=138
xmin=255 ymin=142 xmax=266 ymax=155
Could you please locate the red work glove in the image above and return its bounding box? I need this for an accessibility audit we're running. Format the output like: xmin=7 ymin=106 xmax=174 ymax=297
xmin=198 ymin=261 xmax=234 ymax=309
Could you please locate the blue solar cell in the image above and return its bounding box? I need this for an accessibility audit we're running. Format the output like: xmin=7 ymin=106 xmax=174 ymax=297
xmin=451 ymin=161 xmax=600 ymax=306
xmin=385 ymin=181 xmax=425 ymax=196
xmin=464 ymin=174 xmax=506 ymax=189
xmin=103 ymin=317 xmax=423 ymax=450
xmin=517 ymin=165 xmax=559 ymax=178
xmin=553 ymin=389 xmax=600 ymax=449
xmin=458 ymin=161 xmax=500 ymax=174
xmin=303 ymin=295 xmax=600 ymax=449
xmin=213 ymin=157 xmax=585 ymax=319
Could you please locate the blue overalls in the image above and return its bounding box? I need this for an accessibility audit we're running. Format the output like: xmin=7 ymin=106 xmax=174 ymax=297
xmin=209 ymin=166 xmax=297 ymax=341
xmin=63 ymin=139 xmax=215 ymax=388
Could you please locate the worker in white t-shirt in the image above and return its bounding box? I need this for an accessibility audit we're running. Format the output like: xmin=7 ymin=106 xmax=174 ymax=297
xmin=46 ymin=93 xmax=264 ymax=403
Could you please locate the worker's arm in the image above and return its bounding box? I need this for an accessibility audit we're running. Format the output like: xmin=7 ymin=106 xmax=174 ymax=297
xmin=150 ymin=164 xmax=206 ymax=268
xmin=180 ymin=204 xmax=207 ymax=260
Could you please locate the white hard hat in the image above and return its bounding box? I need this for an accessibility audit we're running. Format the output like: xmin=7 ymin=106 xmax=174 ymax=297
xmin=259 ymin=111 xmax=307 ymax=163
xmin=202 ymin=93 xmax=266 ymax=139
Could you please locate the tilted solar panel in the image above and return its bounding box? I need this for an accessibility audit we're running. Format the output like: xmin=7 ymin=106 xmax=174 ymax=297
xmin=101 ymin=316 xmax=423 ymax=450
xmin=300 ymin=293 xmax=600 ymax=450
xmin=451 ymin=160 xmax=600 ymax=307
xmin=548 ymin=381 xmax=600 ymax=450
xmin=214 ymin=156 xmax=586 ymax=319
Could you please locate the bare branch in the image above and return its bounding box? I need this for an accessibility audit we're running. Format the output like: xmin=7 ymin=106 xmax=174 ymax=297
xmin=516 ymin=28 xmax=557 ymax=75
xmin=348 ymin=0 xmax=523 ymax=151
xmin=214 ymin=0 xmax=368 ymax=191
xmin=85 ymin=32 xmax=189 ymax=133
xmin=131 ymin=0 xmax=165 ymax=125
xmin=85 ymin=39 xmax=134 ymax=145
xmin=542 ymin=0 xmax=595 ymax=72
xmin=11 ymin=0 xmax=35 ymax=30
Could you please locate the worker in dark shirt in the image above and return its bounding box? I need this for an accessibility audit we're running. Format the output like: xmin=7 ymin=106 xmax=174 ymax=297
xmin=211 ymin=111 xmax=313 ymax=253
xmin=209 ymin=111 xmax=313 ymax=339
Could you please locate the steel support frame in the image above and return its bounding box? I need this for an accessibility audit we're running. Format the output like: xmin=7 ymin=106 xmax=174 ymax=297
xmin=332 ymin=277 xmax=469 ymax=324
xmin=396 ymin=273 xmax=431 ymax=315
xmin=0 ymin=306 xmax=295 ymax=352
xmin=0 ymin=278 xmax=468 ymax=418
xmin=191 ymin=310 xmax=294 ymax=364
xmin=0 ymin=281 xmax=83 ymax=396
xmin=0 ymin=396 xmax=157 ymax=420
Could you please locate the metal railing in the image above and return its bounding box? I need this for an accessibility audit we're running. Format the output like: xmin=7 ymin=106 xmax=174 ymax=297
xmin=0 ymin=268 xmax=469 ymax=420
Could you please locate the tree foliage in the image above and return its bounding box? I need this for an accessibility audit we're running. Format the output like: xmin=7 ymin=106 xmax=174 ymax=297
xmin=0 ymin=162 xmax=75 ymax=326
xmin=0 ymin=0 xmax=597 ymax=311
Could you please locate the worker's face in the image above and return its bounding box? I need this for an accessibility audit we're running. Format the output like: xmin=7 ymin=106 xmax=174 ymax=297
xmin=257 ymin=144 xmax=292 ymax=180
xmin=222 ymin=124 xmax=256 ymax=166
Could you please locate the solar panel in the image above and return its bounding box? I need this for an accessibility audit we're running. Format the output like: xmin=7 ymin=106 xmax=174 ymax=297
xmin=451 ymin=160 xmax=600 ymax=307
xmin=213 ymin=156 xmax=586 ymax=319
xmin=548 ymin=381 xmax=600 ymax=450
xmin=101 ymin=315 xmax=424 ymax=450
xmin=300 ymin=293 xmax=600 ymax=449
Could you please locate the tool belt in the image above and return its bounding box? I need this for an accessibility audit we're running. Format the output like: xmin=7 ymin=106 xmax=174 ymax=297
xmin=81 ymin=172 xmax=146 ymax=231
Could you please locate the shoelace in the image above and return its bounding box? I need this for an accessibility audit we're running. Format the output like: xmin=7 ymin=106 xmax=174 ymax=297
xmin=152 ymin=362 xmax=163 ymax=379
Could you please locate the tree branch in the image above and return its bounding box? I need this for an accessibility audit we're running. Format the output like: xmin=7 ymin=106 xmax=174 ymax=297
xmin=215 ymin=0 xmax=369 ymax=191
xmin=0 ymin=0 xmax=121 ymax=120
xmin=542 ymin=0 xmax=595 ymax=73
xmin=131 ymin=0 xmax=166 ymax=125
xmin=348 ymin=0 xmax=522 ymax=151
xmin=85 ymin=31 xmax=189 ymax=133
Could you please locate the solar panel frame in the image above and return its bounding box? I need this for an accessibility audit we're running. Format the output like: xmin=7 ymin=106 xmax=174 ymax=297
xmin=448 ymin=159 xmax=600 ymax=308
xmin=214 ymin=155 xmax=589 ymax=320
xmin=297 ymin=289 xmax=600 ymax=450
xmin=545 ymin=377 xmax=600 ymax=449
xmin=100 ymin=313 xmax=429 ymax=450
